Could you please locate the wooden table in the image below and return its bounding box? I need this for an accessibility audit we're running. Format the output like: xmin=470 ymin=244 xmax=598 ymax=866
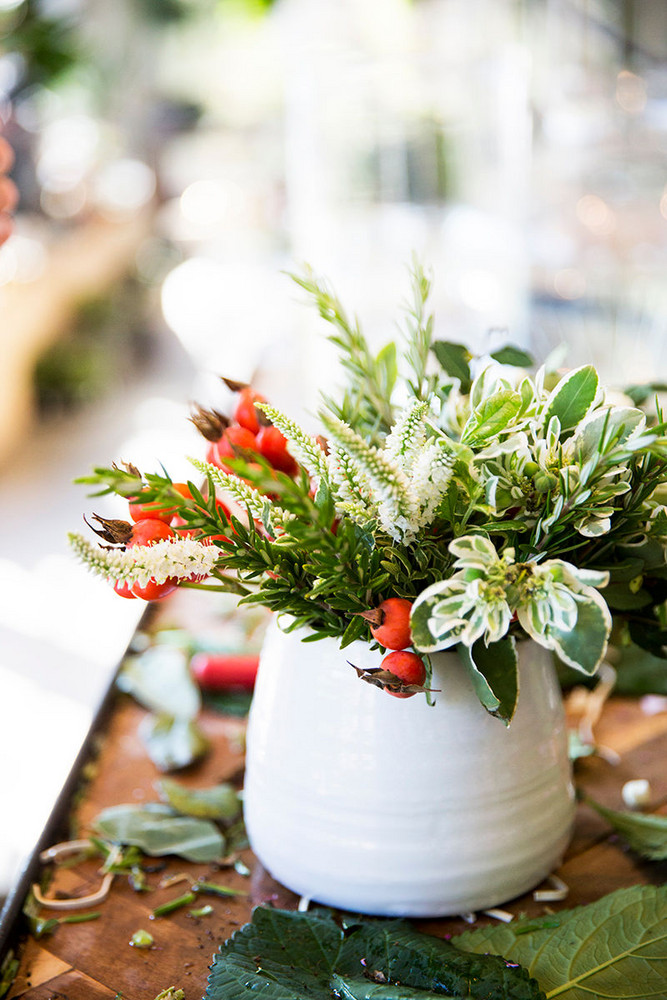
xmin=4 ymin=594 xmax=667 ymax=1000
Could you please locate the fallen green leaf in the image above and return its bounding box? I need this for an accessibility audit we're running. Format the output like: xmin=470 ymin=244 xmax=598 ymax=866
xmin=155 ymin=777 xmax=241 ymax=821
xmin=585 ymin=796 xmax=667 ymax=860
xmin=139 ymin=714 xmax=210 ymax=772
xmin=118 ymin=646 xmax=201 ymax=719
xmin=455 ymin=884 xmax=667 ymax=1000
xmin=205 ymin=906 xmax=544 ymax=1000
xmin=94 ymin=803 xmax=224 ymax=863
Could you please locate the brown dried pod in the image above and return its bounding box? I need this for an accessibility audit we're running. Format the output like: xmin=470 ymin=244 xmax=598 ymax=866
xmin=190 ymin=405 xmax=230 ymax=442
xmin=84 ymin=513 xmax=133 ymax=545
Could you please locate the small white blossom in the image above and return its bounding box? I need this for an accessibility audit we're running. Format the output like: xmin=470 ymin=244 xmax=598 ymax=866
xmin=69 ymin=534 xmax=220 ymax=586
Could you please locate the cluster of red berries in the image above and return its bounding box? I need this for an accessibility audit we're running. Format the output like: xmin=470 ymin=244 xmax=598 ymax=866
xmin=103 ymin=383 xmax=299 ymax=605
xmin=201 ymin=385 xmax=298 ymax=478
xmin=93 ymin=483 xmax=201 ymax=602
xmin=368 ymin=597 xmax=426 ymax=698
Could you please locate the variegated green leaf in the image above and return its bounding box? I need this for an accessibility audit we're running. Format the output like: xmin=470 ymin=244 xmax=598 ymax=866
xmin=544 ymin=365 xmax=598 ymax=432
xmin=458 ymin=637 xmax=518 ymax=724
xmin=550 ymin=593 xmax=611 ymax=675
xmin=461 ymin=389 xmax=523 ymax=446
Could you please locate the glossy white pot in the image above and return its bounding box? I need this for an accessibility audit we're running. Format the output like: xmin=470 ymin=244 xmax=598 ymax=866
xmin=243 ymin=620 xmax=574 ymax=917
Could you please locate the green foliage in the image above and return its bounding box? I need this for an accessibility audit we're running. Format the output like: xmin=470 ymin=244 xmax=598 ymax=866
xmin=94 ymin=803 xmax=224 ymax=863
xmin=138 ymin=715 xmax=210 ymax=772
xmin=432 ymin=340 xmax=473 ymax=394
xmin=205 ymin=907 xmax=544 ymax=1000
xmin=584 ymin=796 xmax=667 ymax=860
xmin=117 ymin=645 xmax=209 ymax=770
xmin=291 ymin=265 xmax=396 ymax=441
xmin=155 ymin=777 xmax=241 ymax=821
xmin=72 ymin=266 xmax=667 ymax=718
xmin=459 ymin=638 xmax=518 ymax=724
xmin=456 ymin=884 xmax=667 ymax=1000
xmin=543 ymin=365 xmax=598 ymax=432
xmin=3 ymin=1 xmax=83 ymax=91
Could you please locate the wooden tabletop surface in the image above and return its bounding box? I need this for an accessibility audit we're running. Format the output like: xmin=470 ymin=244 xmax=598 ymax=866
xmin=5 ymin=596 xmax=667 ymax=1000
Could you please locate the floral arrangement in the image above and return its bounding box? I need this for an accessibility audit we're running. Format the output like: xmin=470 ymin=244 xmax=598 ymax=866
xmin=70 ymin=264 xmax=667 ymax=722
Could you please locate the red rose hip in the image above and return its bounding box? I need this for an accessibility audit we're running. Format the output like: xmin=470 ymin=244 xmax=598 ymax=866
xmin=370 ymin=597 xmax=413 ymax=650
xmin=382 ymin=649 xmax=426 ymax=698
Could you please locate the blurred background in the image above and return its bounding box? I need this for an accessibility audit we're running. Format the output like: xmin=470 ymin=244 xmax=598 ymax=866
xmin=2 ymin=0 xmax=667 ymax=898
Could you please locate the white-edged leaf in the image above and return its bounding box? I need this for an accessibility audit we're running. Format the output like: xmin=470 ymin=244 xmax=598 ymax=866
xmin=544 ymin=365 xmax=598 ymax=432
xmin=458 ymin=638 xmax=518 ymax=724
xmin=550 ymin=592 xmax=611 ymax=675
xmin=410 ymin=579 xmax=467 ymax=652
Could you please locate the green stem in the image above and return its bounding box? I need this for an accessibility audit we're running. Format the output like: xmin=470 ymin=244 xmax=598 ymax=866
xmin=151 ymin=891 xmax=196 ymax=918
xmin=180 ymin=576 xmax=249 ymax=596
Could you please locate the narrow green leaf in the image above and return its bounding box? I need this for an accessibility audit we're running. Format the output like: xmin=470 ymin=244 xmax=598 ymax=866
xmin=455 ymin=884 xmax=667 ymax=1000
xmin=457 ymin=638 xmax=518 ymax=724
xmin=490 ymin=345 xmax=535 ymax=368
xmin=94 ymin=803 xmax=224 ymax=863
xmin=339 ymin=614 xmax=368 ymax=649
xmin=376 ymin=341 xmax=398 ymax=396
xmin=432 ymin=341 xmax=473 ymax=393
xmin=544 ymin=365 xmax=598 ymax=432
xmin=585 ymin=796 xmax=667 ymax=860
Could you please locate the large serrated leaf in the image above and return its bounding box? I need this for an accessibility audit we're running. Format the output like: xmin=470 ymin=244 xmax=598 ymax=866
xmin=543 ymin=366 xmax=598 ymax=432
xmin=458 ymin=638 xmax=518 ymax=724
xmin=455 ymin=884 xmax=667 ymax=1000
xmin=205 ymin=907 xmax=545 ymax=1000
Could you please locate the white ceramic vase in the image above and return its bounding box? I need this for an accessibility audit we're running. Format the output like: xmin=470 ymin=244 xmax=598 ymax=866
xmin=243 ymin=619 xmax=575 ymax=917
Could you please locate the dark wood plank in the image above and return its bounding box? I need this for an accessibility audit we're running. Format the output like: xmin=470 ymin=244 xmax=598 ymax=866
xmin=8 ymin=599 xmax=667 ymax=998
